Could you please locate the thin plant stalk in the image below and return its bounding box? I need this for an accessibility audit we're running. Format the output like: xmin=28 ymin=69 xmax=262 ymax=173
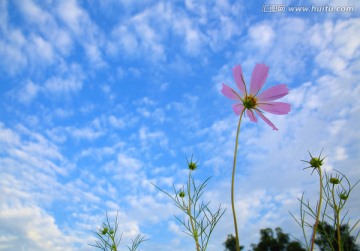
xmin=188 ymin=171 xmax=201 ymax=251
xmin=231 ymin=110 xmax=244 ymax=251
xmin=332 ymin=184 xmax=342 ymax=251
xmin=331 ymin=183 xmax=342 ymax=251
xmin=125 ymin=234 xmax=148 ymax=251
xmin=91 ymin=211 xmax=122 ymax=251
xmin=152 ymin=161 xmax=225 ymax=251
xmin=310 ymin=167 xmax=323 ymax=251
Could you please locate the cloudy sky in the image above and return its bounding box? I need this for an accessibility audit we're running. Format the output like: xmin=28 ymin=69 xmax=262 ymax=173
xmin=1 ymin=0 xmax=360 ymax=250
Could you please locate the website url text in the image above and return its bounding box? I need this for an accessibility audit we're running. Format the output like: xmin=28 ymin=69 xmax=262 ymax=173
xmin=262 ymin=5 xmax=355 ymax=13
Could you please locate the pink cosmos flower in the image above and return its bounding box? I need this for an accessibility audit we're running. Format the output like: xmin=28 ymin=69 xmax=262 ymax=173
xmin=221 ymin=64 xmax=291 ymax=130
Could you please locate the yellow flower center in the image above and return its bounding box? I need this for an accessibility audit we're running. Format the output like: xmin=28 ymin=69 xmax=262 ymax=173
xmin=243 ymin=96 xmax=257 ymax=109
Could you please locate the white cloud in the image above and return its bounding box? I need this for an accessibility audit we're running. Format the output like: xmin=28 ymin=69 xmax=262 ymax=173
xmin=135 ymin=98 xmax=167 ymax=123
xmin=53 ymin=108 xmax=74 ymax=119
xmin=5 ymin=55 xmax=85 ymax=105
xmin=133 ymin=13 xmax=165 ymax=58
xmin=0 ymin=123 xmax=20 ymax=146
xmin=207 ymin=14 xmax=241 ymax=51
xmin=117 ymin=153 xmax=142 ymax=172
xmin=0 ymin=0 xmax=7 ymax=31
xmin=310 ymin=18 xmax=360 ymax=72
xmin=333 ymin=146 xmax=348 ymax=161
xmin=70 ymin=127 xmax=104 ymax=141
xmin=84 ymin=43 xmax=106 ymax=68
xmin=56 ymin=0 xmax=86 ymax=35
xmin=29 ymin=35 xmax=55 ymax=62
xmin=108 ymin=115 xmax=126 ymax=129
xmin=0 ymin=36 xmax=28 ymax=75
xmin=174 ymin=17 xmax=204 ymax=55
xmin=18 ymin=0 xmax=50 ymax=25
xmin=17 ymin=80 xmax=40 ymax=104
xmin=0 ymin=124 xmax=87 ymax=250
xmin=181 ymin=0 xmax=244 ymax=53
xmin=138 ymin=126 xmax=168 ymax=149
xmin=102 ymin=153 xmax=145 ymax=187
xmin=56 ymin=0 xmax=105 ymax=65
xmin=52 ymin=29 xmax=73 ymax=56
xmin=108 ymin=3 xmax=168 ymax=60
xmin=109 ymin=25 xmax=138 ymax=56
xmin=14 ymin=1 xmax=71 ymax=66
xmin=248 ymin=23 xmax=275 ymax=48
xmin=19 ymin=0 xmax=73 ymax=57
xmin=0 ymin=122 xmax=153 ymax=249
xmin=44 ymin=76 xmax=83 ymax=93
xmin=0 ymin=205 xmax=76 ymax=251
xmin=0 ymin=1 xmax=76 ymax=77
xmin=106 ymin=1 xmax=243 ymax=59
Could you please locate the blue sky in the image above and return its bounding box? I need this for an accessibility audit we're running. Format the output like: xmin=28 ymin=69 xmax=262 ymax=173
xmin=1 ymin=0 xmax=360 ymax=250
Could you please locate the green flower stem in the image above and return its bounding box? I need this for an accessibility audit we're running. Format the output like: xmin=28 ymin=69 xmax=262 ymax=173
xmin=231 ymin=110 xmax=245 ymax=251
xmin=310 ymin=167 xmax=323 ymax=251
xmin=331 ymin=184 xmax=342 ymax=251
xmin=110 ymin=234 xmax=118 ymax=251
xmin=188 ymin=171 xmax=201 ymax=251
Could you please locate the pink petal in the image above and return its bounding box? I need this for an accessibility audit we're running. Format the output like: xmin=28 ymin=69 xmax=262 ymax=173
xmin=255 ymin=110 xmax=278 ymax=130
xmin=250 ymin=64 xmax=269 ymax=96
xmin=221 ymin=83 xmax=241 ymax=100
xmin=232 ymin=65 xmax=246 ymax=95
xmin=246 ymin=109 xmax=257 ymax=122
xmin=258 ymin=102 xmax=291 ymax=115
xmin=232 ymin=103 xmax=244 ymax=115
xmin=257 ymin=84 xmax=289 ymax=102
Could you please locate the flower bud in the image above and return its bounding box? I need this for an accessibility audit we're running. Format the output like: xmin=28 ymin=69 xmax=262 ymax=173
xmin=329 ymin=177 xmax=340 ymax=185
xmin=179 ymin=191 xmax=186 ymax=198
xmin=309 ymin=157 xmax=323 ymax=169
xmin=340 ymin=193 xmax=348 ymax=201
xmin=101 ymin=227 xmax=108 ymax=235
xmin=188 ymin=162 xmax=197 ymax=171
xmin=187 ymin=155 xmax=199 ymax=171
xmin=302 ymin=150 xmax=326 ymax=170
